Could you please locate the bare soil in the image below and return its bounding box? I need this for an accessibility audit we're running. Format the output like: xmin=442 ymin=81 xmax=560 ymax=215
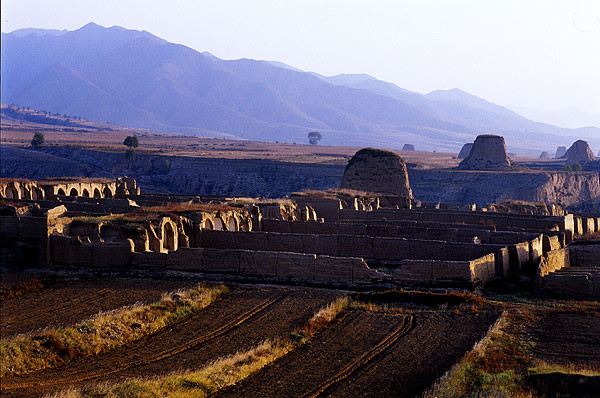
xmin=1 ymin=285 xmax=339 ymax=397
xmin=0 ymin=278 xmax=194 ymax=338
xmin=216 ymin=309 xmax=499 ymax=398
xmin=531 ymin=312 xmax=600 ymax=368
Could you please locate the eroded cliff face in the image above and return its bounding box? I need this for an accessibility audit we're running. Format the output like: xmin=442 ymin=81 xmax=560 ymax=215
xmin=408 ymin=169 xmax=600 ymax=209
xmin=535 ymin=172 xmax=600 ymax=207
xmin=3 ymin=145 xmax=600 ymax=209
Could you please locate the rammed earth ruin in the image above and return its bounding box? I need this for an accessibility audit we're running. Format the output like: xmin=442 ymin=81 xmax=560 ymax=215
xmin=2 ymin=146 xmax=598 ymax=298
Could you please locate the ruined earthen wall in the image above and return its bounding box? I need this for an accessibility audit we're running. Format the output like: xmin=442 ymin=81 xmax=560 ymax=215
xmin=261 ymin=219 xmax=543 ymax=245
xmin=195 ymin=229 xmax=509 ymax=263
xmin=538 ymin=248 xmax=570 ymax=278
xmin=338 ymin=209 xmax=574 ymax=235
xmin=541 ymin=272 xmax=599 ymax=298
xmin=391 ymin=253 xmax=495 ymax=285
xmin=570 ymin=245 xmax=600 ymax=267
xmin=133 ymin=248 xmax=384 ymax=284
xmin=290 ymin=197 xmax=342 ymax=222
xmin=0 ymin=211 xmax=57 ymax=267
xmin=50 ymin=235 xmax=133 ymax=267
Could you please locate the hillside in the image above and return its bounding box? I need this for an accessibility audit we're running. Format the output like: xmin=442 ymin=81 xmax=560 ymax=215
xmin=2 ymin=23 xmax=599 ymax=152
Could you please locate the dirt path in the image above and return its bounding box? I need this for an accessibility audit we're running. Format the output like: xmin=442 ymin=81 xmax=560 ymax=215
xmin=0 ymin=278 xmax=194 ymax=337
xmin=1 ymin=285 xmax=339 ymax=397
xmin=532 ymin=312 xmax=600 ymax=368
xmin=217 ymin=310 xmax=499 ymax=398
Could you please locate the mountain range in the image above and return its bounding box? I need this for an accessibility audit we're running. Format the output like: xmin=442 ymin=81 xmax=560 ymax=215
xmin=2 ymin=22 xmax=599 ymax=152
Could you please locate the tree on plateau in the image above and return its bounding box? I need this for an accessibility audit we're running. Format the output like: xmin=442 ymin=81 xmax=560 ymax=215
xmin=308 ymin=131 xmax=322 ymax=145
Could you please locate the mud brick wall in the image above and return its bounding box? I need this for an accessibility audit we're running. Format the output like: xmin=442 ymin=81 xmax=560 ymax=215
xmin=292 ymin=197 xmax=341 ymax=222
xmin=495 ymin=247 xmax=510 ymax=278
xmin=508 ymin=241 xmax=530 ymax=273
xmin=132 ymin=247 xmax=382 ymax=284
xmin=542 ymin=235 xmax=561 ymax=253
xmin=0 ymin=214 xmax=51 ymax=267
xmin=262 ymin=219 xmax=541 ymax=245
xmin=50 ymin=235 xmax=132 ymax=267
xmin=537 ymin=248 xmax=570 ymax=279
xmin=573 ymin=217 xmax=584 ymax=236
xmin=197 ymin=229 xmax=507 ymax=263
xmin=582 ymin=218 xmax=596 ymax=234
xmin=469 ymin=253 xmax=496 ymax=283
xmin=391 ymin=253 xmax=495 ymax=285
xmin=529 ymin=235 xmax=544 ymax=264
xmin=541 ymin=272 xmax=598 ymax=298
xmin=570 ymin=244 xmax=600 ymax=267
xmin=338 ymin=209 xmax=574 ymax=234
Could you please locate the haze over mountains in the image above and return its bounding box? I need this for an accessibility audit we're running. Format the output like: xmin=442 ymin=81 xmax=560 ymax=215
xmin=2 ymin=23 xmax=599 ymax=152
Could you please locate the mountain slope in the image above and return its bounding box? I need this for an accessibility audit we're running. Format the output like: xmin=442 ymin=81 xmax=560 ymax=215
xmin=2 ymin=23 xmax=598 ymax=152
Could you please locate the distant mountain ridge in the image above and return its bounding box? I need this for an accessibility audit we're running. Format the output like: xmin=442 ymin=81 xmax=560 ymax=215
xmin=2 ymin=23 xmax=599 ymax=152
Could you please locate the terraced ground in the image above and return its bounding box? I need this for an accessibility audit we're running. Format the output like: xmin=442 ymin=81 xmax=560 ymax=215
xmin=1 ymin=285 xmax=340 ymax=397
xmin=216 ymin=309 xmax=500 ymax=398
xmin=0 ymin=278 xmax=194 ymax=337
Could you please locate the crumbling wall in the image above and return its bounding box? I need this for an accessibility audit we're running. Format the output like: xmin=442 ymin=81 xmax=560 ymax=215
xmin=391 ymin=253 xmax=495 ymax=285
xmin=338 ymin=208 xmax=574 ymax=236
xmin=0 ymin=204 xmax=67 ymax=268
xmin=570 ymin=243 xmax=600 ymax=267
xmin=133 ymin=248 xmax=386 ymax=285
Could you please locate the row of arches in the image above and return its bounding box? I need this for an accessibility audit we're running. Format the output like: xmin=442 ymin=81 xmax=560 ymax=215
xmin=1 ymin=185 xmax=44 ymax=200
xmin=199 ymin=215 xmax=250 ymax=232
xmin=57 ymin=186 xmax=113 ymax=198
xmin=0 ymin=183 xmax=115 ymax=200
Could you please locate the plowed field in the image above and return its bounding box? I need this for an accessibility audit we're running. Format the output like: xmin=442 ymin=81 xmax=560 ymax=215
xmin=0 ymin=278 xmax=194 ymax=337
xmin=217 ymin=309 xmax=499 ymax=398
xmin=531 ymin=312 xmax=600 ymax=368
xmin=1 ymin=285 xmax=339 ymax=397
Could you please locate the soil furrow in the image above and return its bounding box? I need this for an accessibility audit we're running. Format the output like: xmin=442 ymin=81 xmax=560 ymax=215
xmin=303 ymin=315 xmax=415 ymax=398
xmin=216 ymin=310 xmax=499 ymax=398
xmin=216 ymin=310 xmax=406 ymax=398
xmin=2 ymin=286 xmax=338 ymax=397
xmin=532 ymin=312 xmax=600 ymax=368
xmin=326 ymin=311 xmax=500 ymax=398
xmin=1 ymin=278 xmax=193 ymax=337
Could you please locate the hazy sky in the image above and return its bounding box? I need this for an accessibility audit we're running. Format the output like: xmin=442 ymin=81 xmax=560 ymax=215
xmin=2 ymin=0 xmax=599 ymax=115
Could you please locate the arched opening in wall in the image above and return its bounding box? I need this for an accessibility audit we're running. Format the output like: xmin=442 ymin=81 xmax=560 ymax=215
xmin=226 ymin=217 xmax=238 ymax=232
xmin=82 ymin=189 xmax=90 ymax=197
xmin=5 ymin=187 xmax=18 ymax=199
xmin=240 ymin=219 xmax=251 ymax=232
xmin=201 ymin=219 xmax=214 ymax=230
xmin=31 ymin=188 xmax=44 ymax=200
xmin=57 ymin=188 xmax=66 ymax=196
xmin=213 ymin=218 xmax=224 ymax=231
xmin=163 ymin=223 xmax=176 ymax=251
xmin=93 ymin=188 xmax=102 ymax=198
xmin=103 ymin=187 xmax=113 ymax=198
xmin=20 ymin=187 xmax=31 ymax=200
xmin=69 ymin=188 xmax=78 ymax=197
